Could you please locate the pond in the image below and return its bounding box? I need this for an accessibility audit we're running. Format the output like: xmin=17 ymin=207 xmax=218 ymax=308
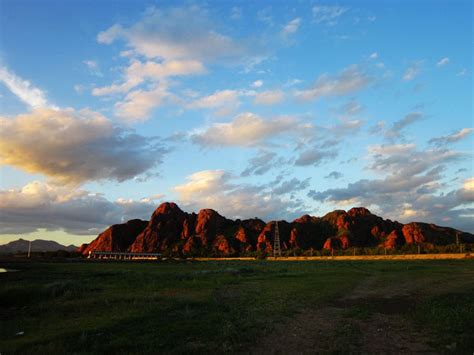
xmin=0 ymin=268 xmax=18 ymax=273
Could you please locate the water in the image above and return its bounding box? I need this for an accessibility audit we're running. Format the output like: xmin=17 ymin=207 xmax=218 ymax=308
xmin=0 ymin=268 xmax=18 ymax=273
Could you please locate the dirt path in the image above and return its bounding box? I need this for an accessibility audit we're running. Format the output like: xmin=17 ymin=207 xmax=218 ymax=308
xmin=250 ymin=273 xmax=436 ymax=354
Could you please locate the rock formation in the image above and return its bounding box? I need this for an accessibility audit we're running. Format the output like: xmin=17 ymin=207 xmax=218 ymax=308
xmin=81 ymin=219 xmax=148 ymax=255
xmin=81 ymin=202 xmax=474 ymax=256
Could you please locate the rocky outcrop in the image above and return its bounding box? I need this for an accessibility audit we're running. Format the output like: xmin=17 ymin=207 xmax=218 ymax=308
xmin=401 ymin=222 xmax=474 ymax=245
xmin=82 ymin=219 xmax=148 ymax=255
xmin=81 ymin=202 xmax=474 ymax=256
xmin=129 ymin=202 xmax=187 ymax=253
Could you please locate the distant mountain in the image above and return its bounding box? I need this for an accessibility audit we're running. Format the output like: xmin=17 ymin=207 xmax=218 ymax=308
xmin=0 ymin=239 xmax=78 ymax=254
xmin=79 ymin=202 xmax=474 ymax=256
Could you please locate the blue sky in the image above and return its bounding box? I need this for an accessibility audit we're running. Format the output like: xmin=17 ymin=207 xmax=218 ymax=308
xmin=0 ymin=0 xmax=472 ymax=245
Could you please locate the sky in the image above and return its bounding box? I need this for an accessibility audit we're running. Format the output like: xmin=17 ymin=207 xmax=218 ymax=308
xmin=0 ymin=0 xmax=473 ymax=246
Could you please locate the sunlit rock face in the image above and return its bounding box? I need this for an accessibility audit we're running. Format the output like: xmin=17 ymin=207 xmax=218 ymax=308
xmin=129 ymin=202 xmax=187 ymax=253
xmin=82 ymin=219 xmax=148 ymax=255
xmin=82 ymin=202 xmax=474 ymax=256
xmin=401 ymin=222 xmax=473 ymax=246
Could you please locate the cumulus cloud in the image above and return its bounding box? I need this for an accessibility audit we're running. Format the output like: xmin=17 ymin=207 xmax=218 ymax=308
xmin=436 ymin=57 xmax=450 ymax=67
xmin=93 ymin=59 xmax=204 ymax=96
xmin=0 ymin=181 xmax=158 ymax=235
xmin=92 ymin=59 xmax=205 ymax=121
xmin=0 ymin=108 xmax=168 ymax=184
xmin=186 ymin=89 xmax=240 ymax=116
xmin=428 ymin=128 xmax=473 ymax=147
xmin=114 ymin=82 xmax=172 ymax=122
xmin=192 ymin=112 xmax=305 ymax=147
xmin=312 ymin=5 xmax=348 ymax=25
xmin=253 ymin=90 xmax=284 ymax=105
xmin=308 ymin=143 xmax=472 ymax=231
xmin=95 ymin=6 xmax=265 ymax=122
xmin=97 ymin=6 xmax=249 ymax=63
xmin=295 ymin=65 xmax=371 ymax=101
xmin=0 ymin=66 xmax=54 ymax=109
xmin=282 ymin=18 xmax=301 ymax=36
xmin=174 ymin=170 xmax=308 ymax=220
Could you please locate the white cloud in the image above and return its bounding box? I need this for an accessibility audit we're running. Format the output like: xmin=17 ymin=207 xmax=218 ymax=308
xmin=92 ymin=59 xmax=205 ymax=96
xmin=187 ymin=89 xmax=239 ymax=109
xmin=94 ymin=6 xmax=266 ymax=122
xmin=464 ymin=177 xmax=474 ymax=191
xmin=369 ymin=52 xmax=378 ymax=59
xmin=384 ymin=112 xmax=424 ymax=140
xmin=282 ymin=18 xmax=301 ymax=36
xmin=294 ymin=148 xmax=337 ymax=166
xmin=295 ymin=65 xmax=371 ymax=101
xmin=174 ymin=170 xmax=308 ymax=220
xmin=114 ymin=82 xmax=172 ymax=122
xmin=192 ymin=112 xmax=303 ymax=147
xmin=338 ymin=100 xmax=364 ymax=116
xmin=456 ymin=69 xmax=468 ymax=77
xmin=0 ymin=108 xmax=168 ymax=184
xmin=436 ymin=57 xmax=450 ymax=67
xmin=251 ymin=80 xmax=263 ymax=88
xmin=83 ymin=60 xmax=103 ymax=77
xmin=97 ymin=6 xmax=248 ymax=63
xmin=429 ymin=128 xmax=473 ymax=146
xmin=253 ymin=89 xmax=284 ymax=105
xmin=308 ymin=144 xmax=472 ymax=231
xmin=0 ymin=66 xmax=54 ymax=109
xmin=312 ymin=6 xmax=349 ymax=25
xmin=331 ymin=119 xmax=364 ymax=136
xmin=403 ymin=61 xmax=422 ymax=81
xmin=241 ymin=150 xmax=285 ymax=176
xmin=0 ymin=181 xmax=156 ymax=235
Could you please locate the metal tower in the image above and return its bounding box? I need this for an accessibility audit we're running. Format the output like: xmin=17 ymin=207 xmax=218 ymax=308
xmin=273 ymin=221 xmax=282 ymax=257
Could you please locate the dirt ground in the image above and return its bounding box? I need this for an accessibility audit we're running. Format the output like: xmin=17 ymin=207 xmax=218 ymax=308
xmin=251 ymin=274 xmax=438 ymax=354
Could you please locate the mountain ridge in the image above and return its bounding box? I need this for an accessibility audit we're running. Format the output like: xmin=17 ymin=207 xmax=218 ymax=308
xmin=79 ymin=202 xmax=474 ymax=256
xmin=0 ymin=239 xmax=78 ymax=254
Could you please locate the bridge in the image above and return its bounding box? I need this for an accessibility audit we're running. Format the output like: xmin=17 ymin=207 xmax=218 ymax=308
xmin=88 ymin=251 xmax=162 ymax=260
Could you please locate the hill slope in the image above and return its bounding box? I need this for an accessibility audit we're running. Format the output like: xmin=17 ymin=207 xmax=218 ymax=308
xmin=0 ymin=239 xmax=78 ymax=254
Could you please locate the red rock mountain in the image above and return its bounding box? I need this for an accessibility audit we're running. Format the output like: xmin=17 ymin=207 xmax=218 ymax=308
xmin=80 ymin=202 xmax=474 ymax=256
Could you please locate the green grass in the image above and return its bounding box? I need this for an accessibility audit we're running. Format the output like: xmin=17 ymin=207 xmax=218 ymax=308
xmin=0 ymin=259 xmax=473 ymax=353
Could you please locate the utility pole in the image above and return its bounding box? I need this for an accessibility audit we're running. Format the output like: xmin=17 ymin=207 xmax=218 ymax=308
xmin=456 ymin=232 xmax=462 ymax=254
xmin=28 ymin=240 xmax=32 ymax=258
xmin=273 ymin=221 xmax=282 ymax=258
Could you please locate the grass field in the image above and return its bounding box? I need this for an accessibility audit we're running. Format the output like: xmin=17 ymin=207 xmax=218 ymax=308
xmin=1 ymin=259 xmax=473 ymax=353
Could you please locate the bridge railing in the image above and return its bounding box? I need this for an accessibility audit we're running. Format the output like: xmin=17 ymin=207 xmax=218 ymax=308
xmin=88 ymin=251 xmax=162 ymax=260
